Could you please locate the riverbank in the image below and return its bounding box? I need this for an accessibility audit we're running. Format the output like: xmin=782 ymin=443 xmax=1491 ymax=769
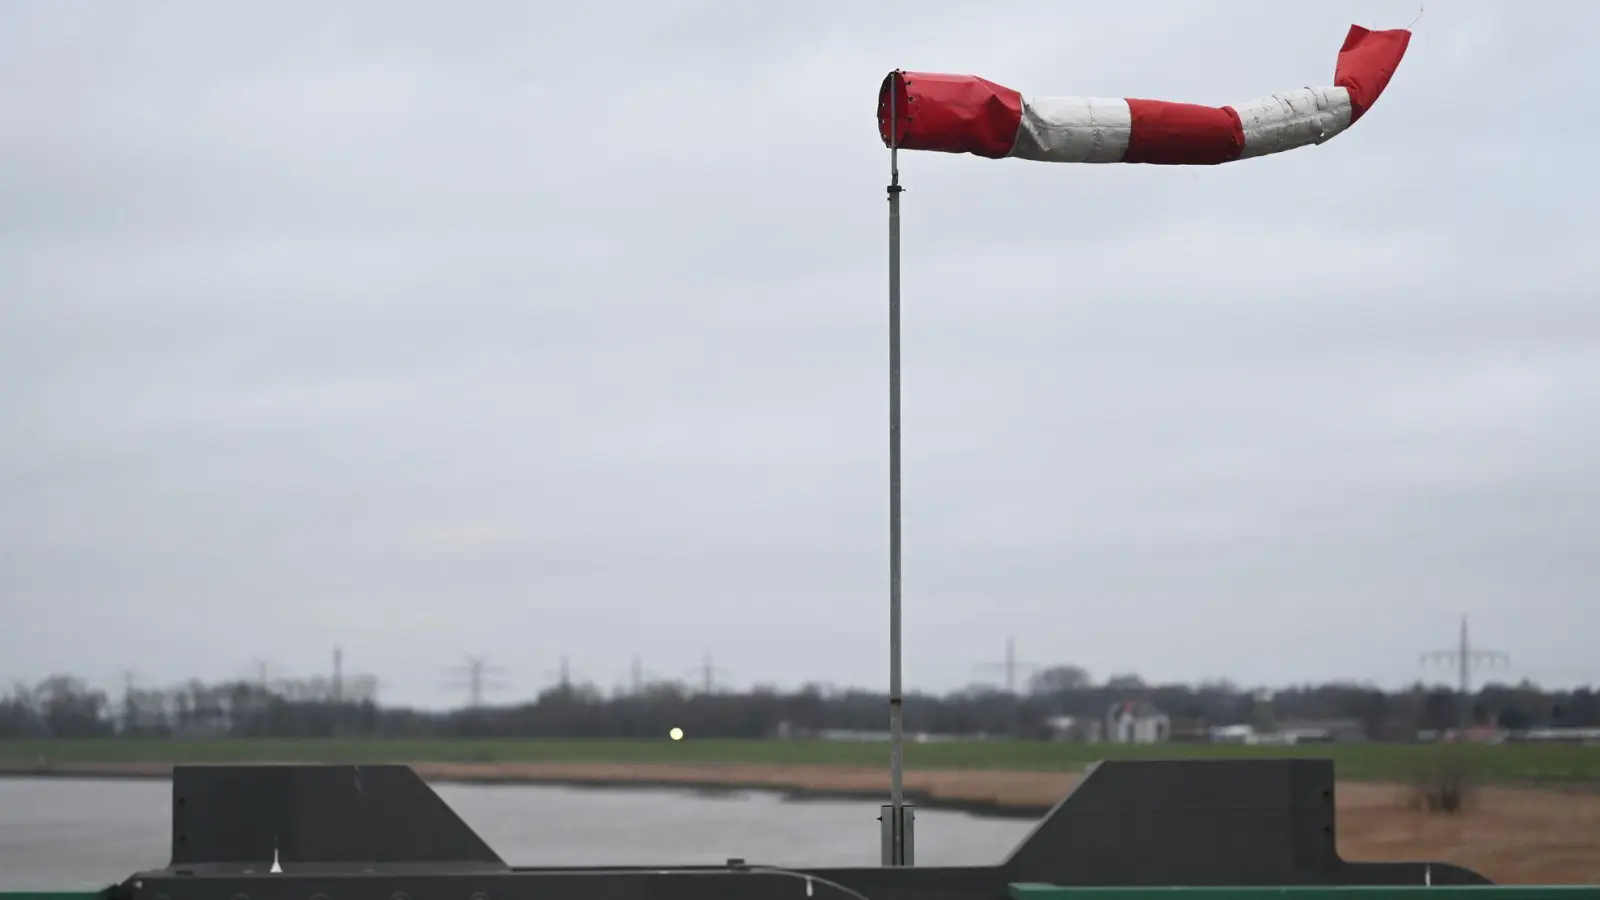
xmin=3 ymin=736 xmax=1598 ymax=816
xmin=3 ymin=757 xmax=1600 ymax=883
xmin=0 ymin=757 xmax=1075 ymax=816
xmin=4 ymin=736 xmax=1598 ymax=781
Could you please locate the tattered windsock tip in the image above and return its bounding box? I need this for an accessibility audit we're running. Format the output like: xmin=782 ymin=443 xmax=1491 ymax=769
xmin=877 ymin=23 xmax=1411 ymax=164
xmin=1335 ymin=24 xmax=1412 ymax=121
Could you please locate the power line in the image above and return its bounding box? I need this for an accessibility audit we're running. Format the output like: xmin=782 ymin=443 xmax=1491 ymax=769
xmin=1517 ymin=666 xmax=1600 ymax=683
xmin=1420 ymin=615 xmax=1508 ymax=728
xmin=443 ymin=654 xmax=509 ymax=709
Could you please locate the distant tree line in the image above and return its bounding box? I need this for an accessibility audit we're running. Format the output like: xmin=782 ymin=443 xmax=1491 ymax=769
xmin=2 ymin=667 xmax=1596 ymax=741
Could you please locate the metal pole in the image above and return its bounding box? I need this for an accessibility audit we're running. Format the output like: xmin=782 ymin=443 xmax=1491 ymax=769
xmin=883 ymin=70 xmax=910 ymax=867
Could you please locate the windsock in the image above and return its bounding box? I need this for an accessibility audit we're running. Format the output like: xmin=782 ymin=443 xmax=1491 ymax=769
xmin=877 ymin=25 xmax=1410 ymax=165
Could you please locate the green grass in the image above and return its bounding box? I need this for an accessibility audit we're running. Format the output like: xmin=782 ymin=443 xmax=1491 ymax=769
xmin=1 ymin=738 xmax=1596 ymax=783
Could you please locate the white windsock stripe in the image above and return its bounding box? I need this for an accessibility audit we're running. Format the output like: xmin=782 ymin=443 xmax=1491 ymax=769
xmin=1235 ymin=86 xmax=1354 ymax=160
xmin=1009 ymin=97 xmax=1134 ymax=164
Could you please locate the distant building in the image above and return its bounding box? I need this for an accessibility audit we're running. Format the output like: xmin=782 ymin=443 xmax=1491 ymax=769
xmin=1209 ymin=724 xmax=1255 ymax=744
xmin=771 ymin=722 xmax=967 ymax=743
xmin=1270 ymin=719 xmax=1369 ymax=744
xmin=1514 ymin=727 xmax=1600 ymax=744
xmin=1207 ymin=719 xmax=1367 ymax=745
xmin=1420 ymin=726 xmax=1507 ymax=744
xmin=1106 ymin=700 xmax=1170 ymax=744
xmin=1044 ymin=715 xmax=1104 ymax=743
xmin=1167 ymin=717 xmax=1211 ymax=742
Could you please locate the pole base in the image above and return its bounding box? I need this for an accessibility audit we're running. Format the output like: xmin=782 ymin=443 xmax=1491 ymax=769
xmin=879 ymin=803 xmax=916 ymax=866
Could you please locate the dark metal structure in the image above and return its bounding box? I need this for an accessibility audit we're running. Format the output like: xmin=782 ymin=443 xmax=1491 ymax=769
xmin=84 ymin=759 xmax=1501 ymax=900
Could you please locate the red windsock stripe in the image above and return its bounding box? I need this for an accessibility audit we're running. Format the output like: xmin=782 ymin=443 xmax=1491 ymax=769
xmin=1122 ymin=99 xmax=1245 ymax=165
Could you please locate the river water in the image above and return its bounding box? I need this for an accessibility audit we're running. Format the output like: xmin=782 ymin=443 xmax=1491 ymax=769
xmin=0 ymin=778 xmax=1036 ymax=890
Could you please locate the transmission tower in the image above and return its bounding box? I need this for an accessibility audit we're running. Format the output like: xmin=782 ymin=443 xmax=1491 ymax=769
xmin=332 ymin=645 xmax=344 ymax=703
xmin=249 ymin=657 xmax=272 ymax=687
xmin=683 ymin=652 xmax=730 ymax=695
xmin=974 ymin=635 xmax=1042 ymax=737
xmin=1420 ymin=616 xmax=1508 ymax=728
xmin=545 ymin=654 xmax=589 ymax=695
xmin=618 ymin=653 xmax=664 ymax=696
xmin=120 ymin=669 xmax=138 ymax=734
xmin=444 ymin=654 xmax=509 ymax=709
xmin=975 ymin=635 xmax=1043 ymax=695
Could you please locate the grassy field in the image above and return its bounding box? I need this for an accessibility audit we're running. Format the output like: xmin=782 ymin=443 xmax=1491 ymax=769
xmin=0 ymin=737 xmax=1596 ymax=783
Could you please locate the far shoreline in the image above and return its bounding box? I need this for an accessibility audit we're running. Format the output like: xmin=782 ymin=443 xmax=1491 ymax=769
xmin=8 ymin=757 xmax=1585 ymax=820
xmin=0 ymin=758 xmax=1074 ymax=818
xmin=4 ymin=738 xmax=1595 ymax=824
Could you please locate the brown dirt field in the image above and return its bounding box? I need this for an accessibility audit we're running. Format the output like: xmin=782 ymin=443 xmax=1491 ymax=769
xmin=1334 ymin=781 xmax=1600 ymax=886
xmin=4 ymin=760 xmax=1597 ymax=884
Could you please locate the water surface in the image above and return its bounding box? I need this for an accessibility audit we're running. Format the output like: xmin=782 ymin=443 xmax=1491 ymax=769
xmin=0 ymin=778 xmax=1035 ymax=890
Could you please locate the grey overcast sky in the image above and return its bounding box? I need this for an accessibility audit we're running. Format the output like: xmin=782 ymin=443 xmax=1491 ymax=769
xmin=3 ymin=1 xmax=1597 ymax=709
